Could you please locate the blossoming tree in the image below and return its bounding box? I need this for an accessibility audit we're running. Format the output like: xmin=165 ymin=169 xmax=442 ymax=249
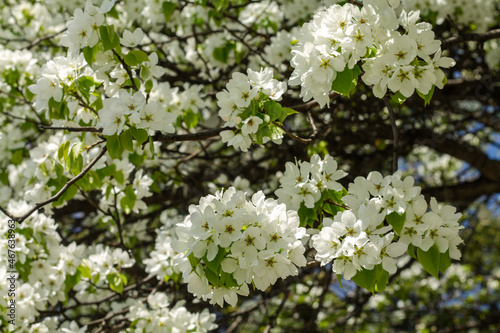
xmin=0 ymin=0 xmax=499 ymax=332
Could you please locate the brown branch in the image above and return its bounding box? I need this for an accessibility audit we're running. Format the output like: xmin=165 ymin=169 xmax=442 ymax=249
xmin=152 ymin=127 xmax=232 ymax=143
xmin=26 ymin=29 xmax=67 ymax=50
xmin=0 ymin=28 xmax=66 ymax=49
xmin=263 ymin=291 xmax=290 ymax=333
xmin=71 ymin=92 xmax=98 ymax=116
xmin=307 ymin=111 xmax=319 ymax=139
xmin=39 ymin=125 xmax=103 ymax=133
xmin=290 ymin=91 xmax=340 ymax=112
xmin=274 ymin=123 xmax=312 ymax=144
xmin=112 ymin=49 xmax=139 ymax=92
xmin=1 ymin=145 xmax=107 ymax=223
xmin=422 ymin=176 xmax=500 ymax=204
xmin=384 ymin=97 xmax=399 ymax=173
xmin=416 ymin=129 xmax=500 ymax=182
xmin=442 ymin=28 xmax=500 ymax=48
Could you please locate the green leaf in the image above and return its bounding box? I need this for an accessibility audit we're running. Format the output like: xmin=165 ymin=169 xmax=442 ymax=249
xmin=264 ymin=100 xmax=283 ymax=122
xmin=386 ymin=212 xmax=406 ymax=236
xmin=54 ymin=184 xmax=78 ymax=206
xmin=220 ymin=271 xmax=239 ymax=288
xmin=64 ymin=269 xmax=82 ymax=294
xmin=213 ymin=43 xmax=234 ymax=64
xmin=351 ymin=264 xmax=391 ymax=293
xmin=439 ymin=249 xmax=451 ymax=273
xmin=204 ymin=246 xmax=226 ymax=273
xmin=83 ymin=46 xmax=98 ymax=66
xmin=390 ymin=91 xmax=407 ymax=104
xmin=119 ymin=129 xmax=134 ymax=152
xmin=351 ymin=264 xmax=389 ymax=293
xmin=77 ymin=76 xmax=95 ymax=102
xmin=213 ymin=0 xmax=229 ymax=11
xmin=297 ymin=202 xmax=317 ymax=228
xmin=188 ymin=252 xmax=201 ymax=269
xmin=124 ymin=50 xmax=150 ymax=67
xmin=417 ymin=85 xmax=435 ymax=106
xmin=106 ymin=272 xmax=126 ymax=294
xmin=120 ymin=186 xmax=137 ymax=214
xmin=255 ymin=125 xmax=273 ymax=145
xmin=407 ymin=243 xmax=417 ymax=259
xmin=99 ymin=25 xmax=120 ymax=51
xmin=281 ymin=107 xmax=298 ymax=122
xmin=183 ymin=109 xmax=198 ymax=129
xmin=204 ymin=267 xmax=220 ymax=287
xmin=374 ymin=268 xmax=389 ymax=292
xmin=141 ymin=66 xmax=151 ymax=81
xmin=106 ymin=134 xmax=123 ymax=159
xmin=417 ymin=243 xmax=440 ymax=279
xmin=148 ymin=136 xmax=155 ymax=158
xmin=58 ymin=140 xmax=70 ymax=162
xmin=145 ymin=79 xmax=153 ymax=94
xmin=131 ymin=127 xmax=149 ymax=145
xmin=331 ymin=65 xmax=361 ymax=97
xmin=70 ymin=154 xmax=83 ymax=176
xmin=124 ymin=52 xmax=138 ymax=66
xmin=162 ymin=1 xmax=177 ymax=21
xmin=352 ymin=266 xmax=377 ymax=292
xmin=78 ymin=264 xmax=92 ymax=280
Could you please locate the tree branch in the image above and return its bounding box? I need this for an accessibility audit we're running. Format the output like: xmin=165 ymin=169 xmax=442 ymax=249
xmin=384 ymin=97 xmax=399 ymax=173
xmin=0 ymin=145 xmax=107 ymax=223
xmin=442 ymin=28 xmax=500 ymax=48
xmin=152 ymin=127 xmax=232 ymax=143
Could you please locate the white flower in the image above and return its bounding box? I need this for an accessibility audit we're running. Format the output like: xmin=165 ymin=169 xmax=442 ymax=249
xmin=175 ymin=188 xmax=306 ymax=306
xmin=226 ymin=72 xmax=258 ymax=109
xmin=143 ymin=52 xmax=165 ymax=79
xmin=241 ymin=116 xmax=263 ymax=136
xmin=97 ymin=99 xmax=126 ymax=135
xmin=388 ymin=65 xmax=418 ymax=97
xmin=120 ymin=28 xmax=144 ymax=47
xmin=28 ymin=77 xmax=63 ymax=112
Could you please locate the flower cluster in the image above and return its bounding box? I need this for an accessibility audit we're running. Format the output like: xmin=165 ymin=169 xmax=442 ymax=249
xmin=127 ymin=293 xmax=217 ymax=333
xmin=60 ymin=0 xmax=115 ymax=56
xmin=289 ymin=1 xmax=455 ymax=106
xmin=28 ymin=54 xmax=89 ymax=113
xmin=97 ymin=89 xmax=177 ymax=136
xmin=217 ymin=67 xmax=287 ymax=151
xmin=312 ymin=170 xmax=463 ymax=280
xmin=362 ymin=10 xmax=455 ymax=98
xmin=173 ymin=187 xmax=307 ymax=306
xmin=275 ymin=154 xmax=347 ymax=210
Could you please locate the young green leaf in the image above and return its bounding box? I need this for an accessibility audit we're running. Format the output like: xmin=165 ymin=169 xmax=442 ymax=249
xmin=386 ymin=212 xmax=406 ymax=236
xmin=131 ymin=127 xmax=149 ymax=145
xmin=417 ymin=244 xmax=441 ymax=279
xmin=119 ymin=129 xmax=134 ymax=152
xmin=162 ymin=1 xmax=177 ymax=21
xmin=331 ymin=65 xmax=361 ymax=97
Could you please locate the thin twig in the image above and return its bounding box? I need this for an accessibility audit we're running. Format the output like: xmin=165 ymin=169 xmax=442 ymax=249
xmin=263 ymin=291 xmax=290 ymax=333
xmin=307 ymin=111 xmax=318 ymax=139
xmin=442 ymin=28 xmax=500 ymax=48
xmin=1 ymin=145 xmax=107 ymax=223
xmin=274 ymin=122 xmax=312 ymax=144
xmin=71 ymin=92 xmax=98 ymax=116
xmin=152 ymin=127 xmax=232 ymax=143
xmin=291 ymin=92 xmax=340 ymax=112
xmin=39 ymin=125 xmax=103 ymax=133
xmin=384 ymin=97 xmax=399 ymax=173
xmin=112 ymin=49 xmax=139 ymax=91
